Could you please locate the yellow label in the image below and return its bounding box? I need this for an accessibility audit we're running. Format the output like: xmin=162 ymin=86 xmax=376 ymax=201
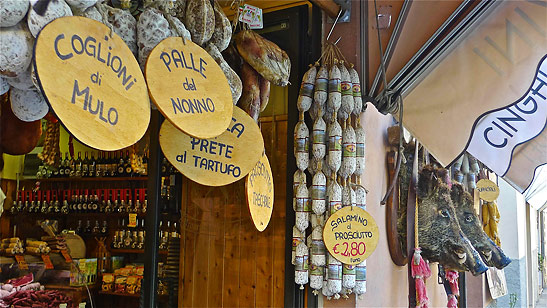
xmin=34 ymin=16 xmax=150 ymax=150
xmin=323 ymin=206 xmax=379 ymax=265
xmin=476 ymin=179 xmax=500 ymax=202
xmin=246 ymin=152 xmax=274 ymax=232
xmin=159 ymin=107 xmax=264 ymax=186
xmin=128 ymin=213 xmax=137 ymax=227
xmin=146 ymin=37 xmax=233 ymax=139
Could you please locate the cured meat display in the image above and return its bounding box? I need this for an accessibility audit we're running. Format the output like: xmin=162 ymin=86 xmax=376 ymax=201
xmin=291 ymin=42 xmax=366 ymax=299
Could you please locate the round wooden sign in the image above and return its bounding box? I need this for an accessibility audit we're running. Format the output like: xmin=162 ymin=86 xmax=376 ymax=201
xmin=146 ymin=37 xmax=233 ymax=139
xmin=476 ymin=179 xmax=500 ymax=202
xmin=324 ymin=206 xmax=379 ymax=265
xmin=159 ymin=106 xmax=264 ymax=186
xmin=34 ymin=16 xmax=150 ymax=151
xmin=245 ymin=152 xmax=274 ymax=232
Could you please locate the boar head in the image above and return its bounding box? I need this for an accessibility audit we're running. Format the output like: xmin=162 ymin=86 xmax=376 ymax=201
xmin=417 ymin=166 xmax=488 ymax=275
xmin=451 ymin=183 xmax=511 ymax=269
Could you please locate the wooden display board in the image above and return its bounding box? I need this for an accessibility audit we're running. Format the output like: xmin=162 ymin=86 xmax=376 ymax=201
xmin=159 ymin=107 xmax=264 ymax=186
xmin=323 ymin=206 xmax=379 ymax=265
xmin=245 ymin=152 xmax=274 ymax=231
xmin=146 ymin=37 xmax=233 ymax=139
xmin=34 ymin=16 xmax=150 ymax=151
xmin=476 ymin=179 xmax=500 ymax=202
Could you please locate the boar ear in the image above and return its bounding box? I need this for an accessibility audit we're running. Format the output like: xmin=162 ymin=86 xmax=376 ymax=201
xmin=418 ymin=165 xmax=436 ymax=198
xmin=451 ymin=183 xmax=464 ymax=204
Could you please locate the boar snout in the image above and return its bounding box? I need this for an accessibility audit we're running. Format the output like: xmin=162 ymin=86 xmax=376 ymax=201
xmin=460 ymin=232 xmax=488 ymax=276
xmin=486 ymin=237 xmax=511 ymax=269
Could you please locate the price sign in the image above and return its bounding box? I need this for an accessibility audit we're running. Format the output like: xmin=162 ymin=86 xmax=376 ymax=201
xmin=245 ymin=152 xmax=274 ymax=231
xmin=128 ymin=213 xmax=137 ymax=227
xmin=42 ymin=254 xmax=54 ymax=269
xmin=61 ymin=249 xmax=72 ymax=263
xmin=15 ymin=255 xmax=28 ymax=270
xmin=146 ymin=37 xmax=233 ymax=139
xmin=34 ymin=16 xmax=150 ymax=150
xmin=476 ymin=179 xmax=500 ymax=202
xmin=159 ymin=106 xmax=264 ymax=186
xmin=323 ymin=206 xmax=379 ymax=265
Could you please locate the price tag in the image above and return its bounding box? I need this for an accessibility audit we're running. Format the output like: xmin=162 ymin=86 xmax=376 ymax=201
xmin=239 ymin=4 xmax=263 ymax=29
xmin=128 ymin=213 xmax=137 ymax=227
xmin=42 ymin=254 xmax=54 ymax=269
xmin=15 ymin=255 xmax=28 ymax=270
xmin=476 ymin=179 xmax=500 ymax=202
xmin=61 ymin=249 xmax=72 ymax=263
xmin=323 ymin=206 xmax=379 ymax=265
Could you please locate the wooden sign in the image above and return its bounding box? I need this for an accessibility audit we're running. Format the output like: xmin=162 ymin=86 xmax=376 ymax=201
xmin=146 ymin=37 xmax=233 ymax=139
xmin=159 ymin=106 xmax=264 ymax=186
xmin=324 ymin=206 xmax=379 ymax=265
xmin=476 ymin=179 xmax=500 ymax=202
xmin=245 ymin=152 xmax=274 ymax=231
xmin=34 ymin=16 xmax=150 ymax=150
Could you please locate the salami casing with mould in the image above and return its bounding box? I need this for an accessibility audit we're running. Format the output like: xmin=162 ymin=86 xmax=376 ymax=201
xmin=297 ymin=65 xmax=316 ymax=112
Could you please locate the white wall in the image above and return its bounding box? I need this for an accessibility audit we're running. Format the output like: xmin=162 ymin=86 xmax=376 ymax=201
xmin=498 ymin=179 xmax=527 ymax=260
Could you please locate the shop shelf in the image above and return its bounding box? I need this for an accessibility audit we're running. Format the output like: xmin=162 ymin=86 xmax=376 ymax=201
xmin=109 ymin=249 xmax=168 ymax=255
xmin=31 ymin=176 xmax=148 ymax=182
xmin=99 ymin=291 xmax=140 ymax=298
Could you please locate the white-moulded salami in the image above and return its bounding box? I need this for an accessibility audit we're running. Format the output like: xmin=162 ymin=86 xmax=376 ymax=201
xmin=354 ymin=261 xmax=367 ymax=298
xmin=311 ymin=169 xmax=326 ymax=215
xmin=339 ymin=122 xmax=356 ymax=179
xmin=108 ymin=8 xmax=138 ymax=55
xmin=0 ymin=23 xmax=34 ymax=77
xmin=295 ymin=242 xmax=309 ymax=289
xmin=314 ymin=64 xmax=328 ymax=110
xmin=310 ymin=264 xmax=324 ymax=295
xmin=322 ymin=268 xmax=333 ymax=298
xmin=350 ymin=66 xmax=363 ymax=115
xmin=295 ymin=183 xmax=310 ymax=233
xmin=327 ymin=120 xmax=342 ymax=172
xmin=294 ymin=120 xmax=309 ymax=171
xmin=311 ymin=226 xmax=326 ymax=266
xmin=137 ymin=8 xmax=171 ymax=67
xmin=327 ymin=253 xmax=342 ymax=298
xmin=10 ymin=88 xmax=48 ymax=122
xmin=79 ymin=6 xmax=102 ymax=22
xmin=185 ymin=0 xmax=214 ymax=46
xmin=308 ymin=156 xmax=321 ymax=176
xmin=327 ymin=177 xmax=342 ymax=215
xmin=0 ymin=0 xmax=30 ymax=28
xmin=310 ymin=213 xmax=325 ymax=229
xmin=206 ymin=43 xmax=242 ymax=105
xmin=338 ymin=64 xmax=353 ymax=121
xmin=0 ymin=76 xmax=9 ymax=95
xmin=342 ymin=181 xmax=356 ymax=207
xmin=342 ymin=264 xmax=356 ymax=292
xmin=327 ymin=65 xmax=341 ymax=113
xmin=354 ymin=119 xmax=365 ymax=176
xmin=27 ymin=0 xmax=73 ymax=37
xmin=353 ymin=183 xmax=367 ymax=210
xmin=65 ymin=0 xmax=97 ymax=12
xmin=312 ymin=116 xmax=326 ymax=160
xmin=292 ymin=226 xmax=305 ymax=264
xmin=293 ymin=170 xmax=306 ymax=211
xmin=297 ymin=65 xmax=316 ymax=112
xmin=5 ymin=67 xmax=35 ymax=90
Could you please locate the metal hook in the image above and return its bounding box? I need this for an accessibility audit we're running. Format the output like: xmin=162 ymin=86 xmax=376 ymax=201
xmin=326 ymin=8 xmax=343 ymax=41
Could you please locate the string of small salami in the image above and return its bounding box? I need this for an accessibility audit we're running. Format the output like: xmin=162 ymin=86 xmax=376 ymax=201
xmin=293 ymin=42 xmax=367 ymax=300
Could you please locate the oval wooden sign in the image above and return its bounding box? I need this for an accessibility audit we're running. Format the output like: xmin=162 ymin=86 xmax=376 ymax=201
xmin=34 ymin=16 xmax=150 ymax=151
xmin=324 ymin=206 xmax=379 ymax=265
xmin=146 ymin=37 xmax=233 ymax=139
xmin=476 ymin=179 xmax=500 ymax=202
xmin=246 ymin=152 xmax=274 ymax=232
xmin=159 ymin=106 xmax=264 ymax=186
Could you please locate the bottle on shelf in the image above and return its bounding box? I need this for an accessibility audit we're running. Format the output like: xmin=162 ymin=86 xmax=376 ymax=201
xmin=91 ymin=195 xmax=99 ymax=212
xmin=117 ymin=151 xmax=125 ymax=177
xmin=10 ymin=200 xmax=18 ymax=214
xmin=82 ymin=151 xmax=90 ymax=177
xmin=84 ymin=220 xmax=92 ymax=234
xmin=89 ymin=152 xmax=96 ymax=178
xmin=57 ymin=156 xmax=64 ymax=178
xmin=142 ymin=151 xmax=148 ymax=176
xmin=101 ymin=220 xmax=108 ymax=235
xmin=92 ymin=220 xmax=100 ymax=234
xmin=124 ymin=150 xmax=133 ymax=177
xmin=61 ymin=200 xmax=69 ymax=214
xmin=75 ymin=220 xmax=83 ymax=235
xmin=65 ymin=153 xmax=72 ymax=177
xmin=75 ymin=152 xmax=83 ymax=177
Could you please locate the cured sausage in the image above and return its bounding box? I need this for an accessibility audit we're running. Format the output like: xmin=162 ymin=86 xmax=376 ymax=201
xmin=185 ymin=0 xmax=214 ymax=45
xmin=297 ymin=65 xmax=316 ymax=112
xmin=238 ymin=62 xmax=260 ymax=120
xmin=0 ymin=92 xmax=41 ymax=156
xmin=338 ymin=63 xmax=353 ymax=121
xmin=206 ymin=44 xmax=243 ymax=105
xmin=339 ymin=121 xmax=356 ymax=179
xmin=294 ymin=118 xmax=309 ymax=171
xmin=210 ymin=0 xmax=231 ymax=52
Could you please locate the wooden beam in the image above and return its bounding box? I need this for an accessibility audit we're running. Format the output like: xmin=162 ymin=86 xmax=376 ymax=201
xmin=310 ymin=0 xmax=340 ymax=18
